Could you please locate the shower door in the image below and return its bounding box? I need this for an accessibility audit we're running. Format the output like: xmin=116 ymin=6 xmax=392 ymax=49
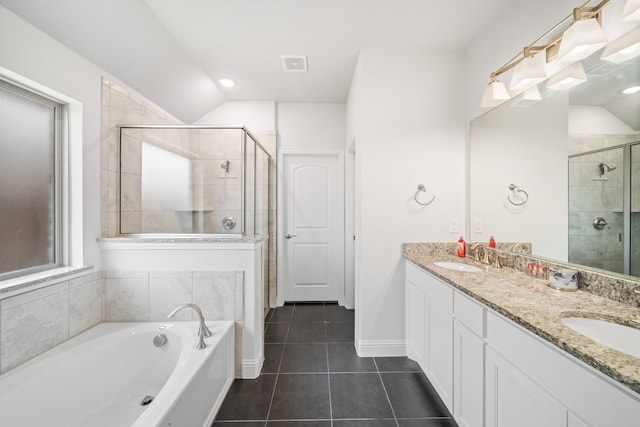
xmin=568 ymin=147 xmax=625 ymax=273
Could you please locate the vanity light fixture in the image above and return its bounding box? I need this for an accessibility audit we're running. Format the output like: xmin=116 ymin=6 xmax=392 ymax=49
xmin=481 ymin=0 xmax=613 ymax=107
xmin=509 ymin=48 xmax=547 ymax=90
xmin=622 ymin=0 xmax=640 ymax=21
xmin=546 ymin=62 xmax=588 ymax=90
xmin=480 ymin=75 xmax=511 ymax=107
xmin=601 ymin=27 xmax=640 ymax=63
xmin=522 ymin=85 xmax=542 ymax=101
xmin=510 ymin=85 xmax=543 ymax=107
xmin=556 ymin=17 xmax=608 ymax=63
xmin=218 ymin=78 xmax=236 ymax=88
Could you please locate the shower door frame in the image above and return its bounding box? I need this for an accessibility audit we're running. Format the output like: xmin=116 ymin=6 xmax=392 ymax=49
xmin=568 ymin=141 xmax=638 ymax=275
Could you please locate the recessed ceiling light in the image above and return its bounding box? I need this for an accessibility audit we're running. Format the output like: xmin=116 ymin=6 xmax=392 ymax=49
xmin=218 ymin=78 xmax=235 ymax=88
xmin=622 ymin=85 xmax=640 ymax=94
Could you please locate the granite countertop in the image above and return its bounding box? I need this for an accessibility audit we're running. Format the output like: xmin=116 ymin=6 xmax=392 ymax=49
xmin=404 ymin=252 xmax=640 ymax=394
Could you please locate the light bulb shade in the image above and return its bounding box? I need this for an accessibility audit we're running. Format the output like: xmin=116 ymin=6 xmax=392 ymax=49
xmin=481 ymin=80 xmax=510 ymax=107
xmin=622 ymin=0 xmax=640 ymax=21
xmin=509 ymin=56 xmax=547 ymax=90
xmin=522 ymin=85 xmax=542 ymax=101
xmin=557 ymin=18 xmax=608 ymax=62
xmin=601 ymin=27 xmax=640 ymax=63
xmin=510 ymin=85 xmax=542 ymax=108
xmin=546 ymin=62 xmax=587 ymax=90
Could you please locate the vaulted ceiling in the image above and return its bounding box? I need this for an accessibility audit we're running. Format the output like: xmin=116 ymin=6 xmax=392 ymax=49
xmin=0 ymin=0 xmax=513 ymax=122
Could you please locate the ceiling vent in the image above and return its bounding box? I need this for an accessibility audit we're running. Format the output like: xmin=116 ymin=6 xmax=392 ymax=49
xmin=281 ymin=55 xmax=308 ymax=72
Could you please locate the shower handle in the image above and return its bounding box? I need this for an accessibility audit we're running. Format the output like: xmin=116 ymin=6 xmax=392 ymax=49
xmin=285 ymin=233 xmax=297 ymax=239
xmin=593 ymin=217 xmax=608 ymax=230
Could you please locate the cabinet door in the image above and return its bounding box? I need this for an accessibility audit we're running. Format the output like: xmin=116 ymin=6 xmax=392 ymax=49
xmin=568 ymin=413 xmax=590 ymax=427
xmin=425 ymin=299 xmax=453 ymax=410
xmin=485 ymin=347 xmax=566 ymax=427
xmin=406 ymin=280 xmax=426 ymax=365
xmin=453 ymin=321 xmax=484 ymax=427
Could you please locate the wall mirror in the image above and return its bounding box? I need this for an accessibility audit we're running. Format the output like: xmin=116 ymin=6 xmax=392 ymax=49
xmin=469 ymin=47 xmax=640 ymax=279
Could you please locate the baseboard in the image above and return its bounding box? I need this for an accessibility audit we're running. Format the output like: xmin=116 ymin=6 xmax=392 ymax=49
xmin=355 ymin=339 xmax=406 ymax=358
xmin=241 ymin=356 xmax=263 ymax=379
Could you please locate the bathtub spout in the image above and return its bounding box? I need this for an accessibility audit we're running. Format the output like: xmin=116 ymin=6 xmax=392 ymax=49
xmin=167 ymin=303 xmax=212 ymax=350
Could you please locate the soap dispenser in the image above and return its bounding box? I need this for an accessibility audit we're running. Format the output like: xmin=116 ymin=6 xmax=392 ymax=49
xmin=489 ymin=236 xmax=496 ymax=248
xmin=457 ymin=236 xmax=466 ymax=258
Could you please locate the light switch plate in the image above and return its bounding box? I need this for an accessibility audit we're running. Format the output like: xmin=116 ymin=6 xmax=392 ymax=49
xmin=473 ymin=219 xmax=483 ymax=233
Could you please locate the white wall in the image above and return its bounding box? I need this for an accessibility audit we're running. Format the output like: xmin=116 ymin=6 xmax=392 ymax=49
xmin=348 ymin=49 xmax=466 ymax=356
xmin=277 ymin=103 xmax=346 ymax=150
xmin=0 ymin=5 xmax=104 ymax=269
xmin=195 ymin=101 xmax=276 ymax=130
xmin=569 ymin=105 xmax=638 ymax=134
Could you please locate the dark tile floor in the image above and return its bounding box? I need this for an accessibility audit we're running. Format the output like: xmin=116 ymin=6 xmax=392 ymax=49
xmin=213 ymin=303 xmax=458 ymax=427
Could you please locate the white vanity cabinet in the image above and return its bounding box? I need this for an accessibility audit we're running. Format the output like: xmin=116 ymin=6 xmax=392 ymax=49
xmin=485 ymin=345 xmax=567 ymax=427
xmin=405 ymin=262 xmax=453 ymax=410
xmin=486 ymin=311 xmax=640 ymax=427
xmin=405 ymin=260 xmax=640 ymax=427
xmin=453 ymin=292 xmax=485 ymax=427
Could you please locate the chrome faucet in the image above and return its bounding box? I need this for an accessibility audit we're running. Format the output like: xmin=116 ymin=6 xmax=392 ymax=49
xmin=167 ymin=303 xmax=212 ymax=350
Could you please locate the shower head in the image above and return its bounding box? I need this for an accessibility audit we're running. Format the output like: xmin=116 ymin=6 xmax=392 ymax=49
xmin=220 ymin=160 xmax=230 ymax=174
xmin=599 ymin=162 xmax=616 ymax=176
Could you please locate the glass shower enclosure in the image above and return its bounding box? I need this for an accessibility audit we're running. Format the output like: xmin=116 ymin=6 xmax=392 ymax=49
xmin=568 ymin=141 xmax=639 ymax=276
xmin=118 ymin=126 xmax=270 ymax=237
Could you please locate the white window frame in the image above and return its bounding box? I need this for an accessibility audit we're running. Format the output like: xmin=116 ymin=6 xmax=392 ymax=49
xmin=0 ymin=67 xmax=83 ymax=286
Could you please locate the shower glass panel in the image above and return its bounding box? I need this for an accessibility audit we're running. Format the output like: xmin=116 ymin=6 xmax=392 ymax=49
xmin=119 ymin=126 xmax=270 ymax=236
xmin=632 ymin=143 xmax=640 ymax=276
xmin=568 ymin=147 xmax=625 ymax=273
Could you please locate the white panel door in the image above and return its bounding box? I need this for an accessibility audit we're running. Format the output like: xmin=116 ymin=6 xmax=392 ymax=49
xmin=283 ymin=153 xmax=343 ymax=301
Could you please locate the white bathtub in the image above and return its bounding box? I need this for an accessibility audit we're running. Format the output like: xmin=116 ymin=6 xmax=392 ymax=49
xmin=0 ymin=321 xmax=234 ymax=427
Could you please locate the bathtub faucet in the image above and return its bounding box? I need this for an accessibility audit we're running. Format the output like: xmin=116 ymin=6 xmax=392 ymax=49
xmin=167 ymin=303 xmax=212 ymax=350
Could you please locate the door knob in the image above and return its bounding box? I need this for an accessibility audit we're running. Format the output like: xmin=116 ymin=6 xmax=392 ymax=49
xmin=285 ymin=233 xmax=297 ymax=239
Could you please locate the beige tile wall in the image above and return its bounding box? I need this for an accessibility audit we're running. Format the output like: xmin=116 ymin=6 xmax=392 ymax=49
xmin=101 ymin=78 xmax=182 ymax=236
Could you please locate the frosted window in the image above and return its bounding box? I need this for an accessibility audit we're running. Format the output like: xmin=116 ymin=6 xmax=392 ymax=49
xmin=0 ymin=82 xmax=59 ymax=278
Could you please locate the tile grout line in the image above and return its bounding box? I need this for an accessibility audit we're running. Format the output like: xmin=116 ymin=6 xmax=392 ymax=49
xmin=373 ymin=358 xmax=400 ymax=427
xmin=324 ymin=303 xmax=334 ymax=427
xmin=263 ymin=305 xmax=293 ymax=425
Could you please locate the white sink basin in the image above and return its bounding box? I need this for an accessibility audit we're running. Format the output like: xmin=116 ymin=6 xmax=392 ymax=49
xmin=561 ymin=317 xmax=640 ymax=359
xmin=433 ymin=261 xmax=483 ymax=273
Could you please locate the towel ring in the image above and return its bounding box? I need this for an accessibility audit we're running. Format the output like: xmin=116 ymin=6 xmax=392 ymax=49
xmin=508 ymin=184 xmax=529 ymax=206
xmin=414 ymin=184 xmax=435 ymax=206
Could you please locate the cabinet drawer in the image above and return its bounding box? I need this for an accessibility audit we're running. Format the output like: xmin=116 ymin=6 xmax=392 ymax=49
xmin=424 ymin=271 xmax=453 ymax=312
xmin=454 ymin=291 xmax=485 ymax=337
